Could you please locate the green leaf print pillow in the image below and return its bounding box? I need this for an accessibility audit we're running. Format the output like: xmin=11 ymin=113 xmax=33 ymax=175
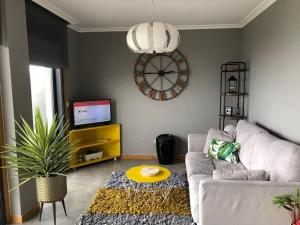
xmin=208 ymin=139 xmax=240 ymax=164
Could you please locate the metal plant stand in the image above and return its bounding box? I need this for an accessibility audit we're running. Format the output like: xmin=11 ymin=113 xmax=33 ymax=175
xmin=39 ymin=199 xmax=67 ymax=225
xmin=219 ymin=62 xmax=248 ymax=130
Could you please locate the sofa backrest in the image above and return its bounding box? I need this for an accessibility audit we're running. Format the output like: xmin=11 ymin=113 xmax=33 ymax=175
xmin=236 ymin=120 xmax=300 ymax=182
xmin=236 ymin=120 xmax=268 ymax=169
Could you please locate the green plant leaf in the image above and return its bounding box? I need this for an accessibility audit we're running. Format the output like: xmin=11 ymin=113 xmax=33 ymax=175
xmin=1 ymin=108 xmax=78 ymax=190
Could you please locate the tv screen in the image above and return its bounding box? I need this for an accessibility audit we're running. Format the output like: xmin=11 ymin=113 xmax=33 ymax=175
xmin=73 ymin=100 xmax=111 ymax=127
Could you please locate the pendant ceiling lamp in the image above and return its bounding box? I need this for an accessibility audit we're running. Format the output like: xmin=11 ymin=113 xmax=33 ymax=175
xmin=126 ymin=0 xmax=180 ymax=54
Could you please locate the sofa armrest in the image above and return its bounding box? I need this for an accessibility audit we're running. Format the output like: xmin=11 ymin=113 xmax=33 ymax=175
xmin=187 ymin=134 xmax=207 ymax=153
xmin=199 ymin=180 xmax=300 ymax=225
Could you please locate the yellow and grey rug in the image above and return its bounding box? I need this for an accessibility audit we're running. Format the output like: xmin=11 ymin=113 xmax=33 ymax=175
xmin=78 ymin=171 xmax=193 ymax=225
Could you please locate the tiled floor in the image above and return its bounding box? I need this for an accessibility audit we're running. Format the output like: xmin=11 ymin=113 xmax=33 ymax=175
xmin=17 ymin=159 xmax=186 ymax=225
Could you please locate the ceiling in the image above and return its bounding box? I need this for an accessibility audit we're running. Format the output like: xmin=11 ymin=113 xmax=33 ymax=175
xmin=33 ymin=0 xmax=277 ymax=32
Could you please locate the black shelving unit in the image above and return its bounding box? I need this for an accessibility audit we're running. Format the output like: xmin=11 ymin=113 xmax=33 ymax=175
xmin=219 ymin=62 xmax=247 ymax=130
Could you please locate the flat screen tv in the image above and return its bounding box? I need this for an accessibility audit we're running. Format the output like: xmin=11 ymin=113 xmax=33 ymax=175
xmin=73 ymin=99 xmax=111 ymax=127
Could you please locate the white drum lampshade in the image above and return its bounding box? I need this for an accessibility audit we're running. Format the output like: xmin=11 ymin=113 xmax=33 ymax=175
xmin=127 ymin=22 xmax=180 ymax=54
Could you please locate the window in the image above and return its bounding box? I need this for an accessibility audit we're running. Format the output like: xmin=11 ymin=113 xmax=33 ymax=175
xmin=29 ymin=65 xmax=64 ymax=125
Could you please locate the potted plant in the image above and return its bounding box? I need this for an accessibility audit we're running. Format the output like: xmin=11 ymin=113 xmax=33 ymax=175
xmin=1 ymin=108 xmax=77 ymax=203
xmin=272 ymin=189 xmax=300 ymax=225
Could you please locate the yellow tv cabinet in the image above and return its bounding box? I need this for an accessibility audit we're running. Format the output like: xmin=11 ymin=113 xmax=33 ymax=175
xmin=69 ymin=124 xmax=121 ymax=168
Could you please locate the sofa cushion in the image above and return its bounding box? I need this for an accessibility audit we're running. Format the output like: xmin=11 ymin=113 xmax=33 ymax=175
xmin=251 ymin=132 xmax=300 ymax=182
xmin=268 ymin=140 xmax=300 ymax=182
xmin=214 ymin=159 xmax=246 ymax=171
xmin=204 ymin=128 xmax=236 ymax=153
xmin=213 ymin=170 xmax=267 ymax=181
xmin=236 ymin=120 xmax=300 ymax=182
xmin=188 ymin=174 xmax=212 ymax=223
xmin=185 ymin=152 xmax=214 ymax=179
xmin=236 ymin=120 xmax=268 ymax=168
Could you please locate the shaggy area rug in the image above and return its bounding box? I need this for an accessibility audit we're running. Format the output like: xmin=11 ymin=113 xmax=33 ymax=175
xmin=78 ymin=171 xmax=193 ymax=225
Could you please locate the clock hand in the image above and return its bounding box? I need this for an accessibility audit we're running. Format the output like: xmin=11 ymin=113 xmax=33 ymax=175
xmin=164 ymin=71 xmax=178 ymax=74
xmin=144 ymin=72 xmax=159 ymax=75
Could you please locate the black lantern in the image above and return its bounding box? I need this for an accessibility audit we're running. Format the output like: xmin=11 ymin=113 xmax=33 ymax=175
xmin=227 ymin=76 xmax=238 ymax=93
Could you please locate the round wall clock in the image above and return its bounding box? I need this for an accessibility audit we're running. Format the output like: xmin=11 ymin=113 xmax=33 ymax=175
xmin=134 ymin=50 xmax=189 ymax=101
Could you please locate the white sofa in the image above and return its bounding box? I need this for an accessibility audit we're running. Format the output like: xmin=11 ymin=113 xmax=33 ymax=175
xmin=186 ymin=120 xmax=300 ymax=225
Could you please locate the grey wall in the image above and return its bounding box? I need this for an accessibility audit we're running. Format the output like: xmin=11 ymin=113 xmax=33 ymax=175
xmin=68 ymin=29 xmax=242 ymax=155
xmin=0 ymin=0 xmax=5 ymax=45
xmin=1 ymin=0 xmax=36 ymax=216
xmin=242 ymin=0 xmax=300 ymax=143
xmin=65 ymin=28 xmax=80 ymax=105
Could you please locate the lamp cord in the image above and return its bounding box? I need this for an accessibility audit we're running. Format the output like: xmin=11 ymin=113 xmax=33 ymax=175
xmin=152 ymin=0 xmax=155 ymax=23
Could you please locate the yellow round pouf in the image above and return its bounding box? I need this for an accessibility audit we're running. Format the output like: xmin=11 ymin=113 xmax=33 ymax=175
xmin=125 ymin=165 xmax=171 ymax=183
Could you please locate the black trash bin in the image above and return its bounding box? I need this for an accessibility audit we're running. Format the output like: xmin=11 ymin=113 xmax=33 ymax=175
xmin=156 ymin=134 xmax=175 ymax=165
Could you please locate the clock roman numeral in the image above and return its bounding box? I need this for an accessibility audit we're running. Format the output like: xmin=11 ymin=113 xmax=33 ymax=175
xmin=137 ymin=81 xmax=147 ymax=91
xmin=159 ymin=91 xmax=165 ymax=101
xmin=176 ymin=79 xmax=187 ymax=89
xmin=147 ymin=89 xmax=156 ymax=99
xmin=170 ymin=89 xmax=178 ymax=98
xmin=135 ymin=72 xmax=144 ymax=77
xmin=179 ymin=70 xmax=189 ymax=76
xmin=176 ymin=58 xmax=185 ymax=64
xmin=136 ymin=60 xmax=146 ymax=66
